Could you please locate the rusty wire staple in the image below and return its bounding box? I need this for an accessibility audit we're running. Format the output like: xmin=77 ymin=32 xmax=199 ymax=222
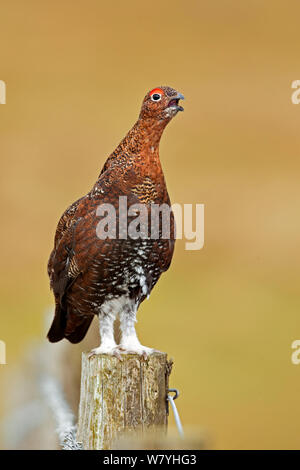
xmin=167 ymin=388 xmax=184 ymax=438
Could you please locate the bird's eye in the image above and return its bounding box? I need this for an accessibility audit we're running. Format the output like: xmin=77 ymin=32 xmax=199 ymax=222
xmin=151 ymin=93 xmax=161 ymax=102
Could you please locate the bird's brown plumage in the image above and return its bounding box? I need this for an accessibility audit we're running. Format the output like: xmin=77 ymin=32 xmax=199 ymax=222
xmin=47 ymin=86 xmax=183 ymax=347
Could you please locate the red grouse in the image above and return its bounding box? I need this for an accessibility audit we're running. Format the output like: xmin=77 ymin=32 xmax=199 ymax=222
xmin=47 ymin=86 xmax=184 ymax=357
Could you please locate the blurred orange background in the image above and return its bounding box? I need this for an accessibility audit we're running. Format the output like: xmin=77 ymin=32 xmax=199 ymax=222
xmin=1 ymin=0 xmax=300 ymax=449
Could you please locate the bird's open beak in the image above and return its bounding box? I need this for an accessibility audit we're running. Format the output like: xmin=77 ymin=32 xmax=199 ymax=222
xmin=167 ymin=92 xmax=185 ymax=112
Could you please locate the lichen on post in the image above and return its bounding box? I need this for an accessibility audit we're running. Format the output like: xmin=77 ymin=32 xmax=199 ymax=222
xmin=76 ymin=352 xmax=173 ymax=450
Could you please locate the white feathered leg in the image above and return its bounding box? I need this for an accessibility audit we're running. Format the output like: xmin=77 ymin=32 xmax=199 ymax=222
xmin=88 ymin=308 xmax=121 ymax=358
xmin=118 ymin=302 xmax=155 ymax=359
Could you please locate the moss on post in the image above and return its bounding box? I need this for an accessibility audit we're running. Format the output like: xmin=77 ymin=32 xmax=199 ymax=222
xmin=76 ymin=352 xmax=173 ymax=450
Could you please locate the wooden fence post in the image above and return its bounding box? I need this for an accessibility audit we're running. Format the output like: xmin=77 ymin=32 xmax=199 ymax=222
xmin=76 ymin=352 xmax=173 ymax=450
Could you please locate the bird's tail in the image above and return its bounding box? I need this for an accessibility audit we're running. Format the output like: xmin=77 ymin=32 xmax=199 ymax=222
xmin=65 ymin=314 xmax=94 ymax=344
xmin=47 ymin=303 xmax=67 ymax=343
xmin=47 ymin=304 xmax=93 ymax=344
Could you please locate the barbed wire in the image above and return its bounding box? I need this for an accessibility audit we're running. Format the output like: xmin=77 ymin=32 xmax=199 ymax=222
xmin=40 ymin=374 xmax=83 ymax=450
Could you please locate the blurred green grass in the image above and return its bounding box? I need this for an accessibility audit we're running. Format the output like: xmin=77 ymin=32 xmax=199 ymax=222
xmin=1 ymin=0 xmax=300 ymax=449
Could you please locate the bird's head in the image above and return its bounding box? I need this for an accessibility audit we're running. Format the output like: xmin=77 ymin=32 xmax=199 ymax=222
xmin=139 ymin=86 xmax=184 ymax=122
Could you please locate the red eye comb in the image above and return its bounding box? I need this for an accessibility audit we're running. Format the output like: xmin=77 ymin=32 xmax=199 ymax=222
xmin=150 ymin=88 xmax=163 ymax=96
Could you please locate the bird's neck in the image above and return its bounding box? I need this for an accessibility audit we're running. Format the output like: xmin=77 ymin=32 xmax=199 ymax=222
xmin=100 ymin=118 xmax=169 ymax=179
xmin=135 ymin=117 xmax=168 ymax=151
xmin=118 ymin=118 xmax=168 ymax=160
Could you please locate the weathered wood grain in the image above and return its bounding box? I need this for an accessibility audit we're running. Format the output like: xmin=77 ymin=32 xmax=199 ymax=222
xmin=77 ymin=352 xmax=173 ymax=450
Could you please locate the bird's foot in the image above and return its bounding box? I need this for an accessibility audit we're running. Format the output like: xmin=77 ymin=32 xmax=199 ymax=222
xmin=117 ymin=343 xmax=158 ymax=360
xmin=88 ymin=345 xmax=123 ymax=360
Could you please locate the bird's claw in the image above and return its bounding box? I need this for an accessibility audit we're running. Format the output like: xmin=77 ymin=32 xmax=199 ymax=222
xmin=88 ymin=346 xmax=123 ymax=361
xmin=88 ymin=344 xmax=159 ymax=361
xmin=117 ymin=345 xmax=158 ymax=360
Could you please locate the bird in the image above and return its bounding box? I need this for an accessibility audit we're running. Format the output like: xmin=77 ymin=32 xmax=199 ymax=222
xmin=47 ymin=86 xmax=184 ymax=358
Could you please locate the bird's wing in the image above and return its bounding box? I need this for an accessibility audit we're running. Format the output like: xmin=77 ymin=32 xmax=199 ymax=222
xmin=47 ymin=191 xmax=97 ymax=296
xmin=48 ymin=217 xmax=82 ymax=304
xmin=53 ymin=196 xmax=85 ymax=249
xmin=48 ymin=175 xmax=114 ymax=302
